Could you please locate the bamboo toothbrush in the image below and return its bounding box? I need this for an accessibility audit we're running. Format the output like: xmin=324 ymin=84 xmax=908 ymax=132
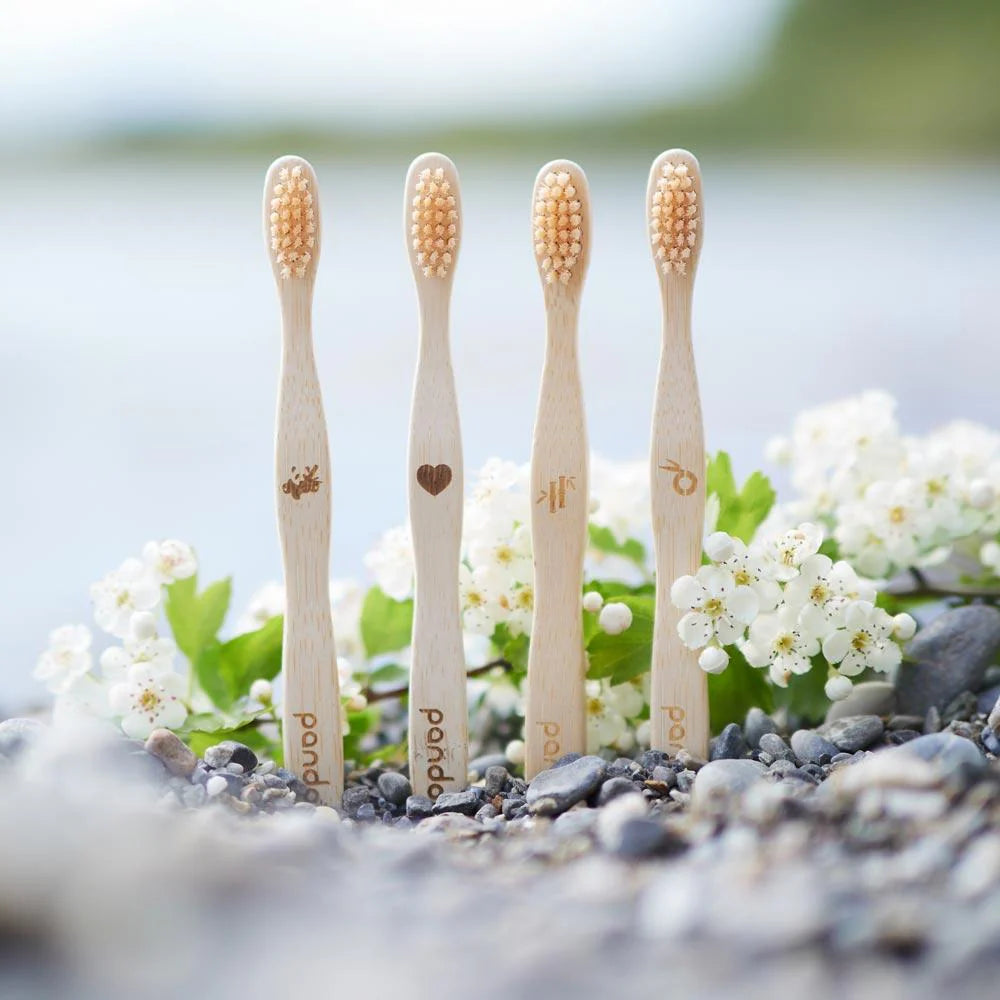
xmin=646 ymin=149 xmax=708 ymax=758
xmin=404 ymin=153 xmax=468 ymax=799
xmin=264 ymin=156 xmax=343 ymax=806
xmin=525 ymin=161 xmax=591 ymax=779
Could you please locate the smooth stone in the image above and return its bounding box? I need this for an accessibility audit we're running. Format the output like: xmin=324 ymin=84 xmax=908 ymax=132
xmin=554 ymin=752 xmax=583 ymax=768
xmin=0 ymin=718 xmax=45 ymax=760
xmin=484 ymin=765 xmax=510 ymax=798
xmin=825 ymin=681 xmax=897 ymax=723
xmin=888 ymin=715 xmax=925 ymax=731
xmin=432 ymin=789 xmax=481 ymax=816
xmin=790 ymin=729 xmax=838 ymax=764
xmin=144 ymin=728 xmax=197 ymax=777
xmin=896 ymin=605 xmax=1000 ymax=716
xmin=405 ymin=794 xmax=434 ymax=821
xmin=597 ymin=776 xmax=641 ymax=806
xmin=552 ymin=809 xmax=599 ymax=839
xmin=824 ymin=715 xmax=885 ymax=753
xmin=710 ymin=723 xmax=747 ymax=761
xmin=467 ymin=753 xmax=509 ymax=778
xmin=758 ymin=732 xmax=793 ymax=760
xmin=691 ymin=759 xmax=766 ymax=811
xmin=608 ymin=818 xmax=680 ymax=859
xmin=355 ymin=802 xmax=376 ymax=822
xmin=376 ymin=771 xmax=411 ymax=807
xmin=204 ymin=740 xmax=258 ymax=772
xmin=978 ymin=685 xmax=1000 ymax=716
xmin=743 ymin=707 xmax=777 ymax=750
xmin=894 ymin=732 xmax=986 ymax=777
xmin=415 ymin=813 xmax=483 ymax=838
xmin=526 ymin=755 xmax=607 ymax=816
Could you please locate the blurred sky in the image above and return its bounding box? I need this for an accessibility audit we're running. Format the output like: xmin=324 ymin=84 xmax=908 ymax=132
xmin=0 ymin=0 xmax=788 ymax=146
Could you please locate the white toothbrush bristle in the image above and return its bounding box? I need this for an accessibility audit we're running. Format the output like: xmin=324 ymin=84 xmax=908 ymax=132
xmin=269 ymin=165 xmax=316 ymax=280
xmin=650 ymin=161 xmax=698 ymax=277
xmin=411 ymin=166 xmax=458 ymax=278
xmin=533 ymin=169 xmax=583 ymax=285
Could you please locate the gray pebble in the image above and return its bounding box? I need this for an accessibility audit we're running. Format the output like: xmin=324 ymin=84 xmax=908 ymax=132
xmin=597 ymin=776 xmax=641 ymax=806
xmin=824 ymin=715 xmax=885 ymax=752
xmin=691 ymin=759 xmax=767 ymax=810
xmin=474 ymin=803 xmax=498 ymax=822
xmin=355 ymin=802 xmax=376 ymax=822
xmin=758 ymin=732 xmax=793 ymax=760
xmin=467 ymin=753 xmax=509 ymax=778
xmin=710 ymin=723 xmax=747 ymax=760
xmin=896 ymin=605 xmax=1000 ymax=716
xmin=376 ymin=771 xmax=412 ymax=807
xmin=432 ymin=789 xmax=482 ymax=816
xmin=405 ymin=795 xmax=434 ymax=821
xmin=790 ymin=729 xmax=839 ymax=765
xmin=743 ymin=707 xmax=777 ymax=750
xmin=342 ymin=785 xmax=373 ymax=817
xmin=895 ymin=732 xmax=986 ymax=777
xmin=484 ymin=765 xmax=510 ymax=798
xmin=824 ymin=681 xmax=896 ymax=722
xmin=526 ymin=755 xmax=607 ymax=816
xmin=204 ymin=740 xmax=258 ymax=772
xmin=608 ymin=818 xmax=680 ymax=859
xmin=205 ymin=775 xmax=228 ymax=797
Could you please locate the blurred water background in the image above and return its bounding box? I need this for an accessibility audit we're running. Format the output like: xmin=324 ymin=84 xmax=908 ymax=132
xmin=1 ymin=0 xmax=998 ymax=705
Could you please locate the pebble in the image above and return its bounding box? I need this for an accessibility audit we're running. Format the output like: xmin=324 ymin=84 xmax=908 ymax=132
xmin=467 ymin=753 xmax=509 ymax=778
xmin=691 ymin=759 xmax=766 ymax=811
xmin=895 ymin=605 xmax=1000 ymax=715
xmin=894 ymin=732 xmax=986 ymax=777
xmin=376 ymin=771 xmax=412 ymax=807
xmin=824 ymin=681 xmax=896 ymax=722
xmin=526 ymin=755 xmax=607 ymax=816
xmin=432 ymin=789 xmax=482 ymax=816
xmin=405 ymin=795 xmax=434 ymax=821
xmin=0 ymin=718 xmax=44 ymax=762
xmin=203 ymin=741 xmax=259 ymax=773
xmin=743 ymin=707 xmax=777 ymax=750
xmin=790 ymin=729 xmax=839 ymax=765
xmin=608 ymin=819 xmax=680 ymax=859
xmin=597 ymin=776 xmax=641 ymax=806
xmin=484 ymin=765 xmax=510 ymax=798
xmin=143 ymin=728 xmax=198 ymax=777
xmin=205 ymin=775 xmax=228 ymax=797
xmin=824 ymin=715 xmax=885 ymax=752
xmin=758 ymin=732 xmax=793 ymax=760
xmin=711 ymin=723 xmax=747 ymax=760
xmin=342 ymin=786 xmax=374 ymax=817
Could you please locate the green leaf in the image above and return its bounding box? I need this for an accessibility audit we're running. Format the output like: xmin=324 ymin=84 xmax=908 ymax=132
xmin=343 ymin=706 xmax=379 ymax=764
xmin=360 ymin=587 xmax=414 ymax=657
xmin=706 ymin=452 xmax=776 ymax=544
xmin=772 ymin=657 xmax=830 ymax=726
xmin=165 ymin=575 xmax=232 ymax=667
xmin=366 ymin=662 xmax=408 ymax=687
xmin=491 ymin=623 xmax=529 ymax=675
xmin=707 ymin=646 xmax=773 ymax=731
xmin=588 ymin=523 xmax=647 ymax=567
xmin=218 ymin=616 xmax=284 ymax=702
xmin=586 ymin=595 xmax=654 ymax=686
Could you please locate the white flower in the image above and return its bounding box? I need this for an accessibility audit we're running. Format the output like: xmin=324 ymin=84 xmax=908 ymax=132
xmin=822 ymin=601 xmax=901 ymax=676
xmin=249 ymin=678 xmax=273 ymax=704
xmin=782 ymin=554 xmax=876 ymax=637
xmin=142 ymin=540 xmax=197 ymax=584
xmin=742 ymin=605 xmax=820 ymax=687
xmin=704 ymin=531 xmax=736 ymax=563
xmin=235 ymin=581 xmax=285 ymax=634
xmin=891 ymin=613 xmax=917 ymax=641
xmin=588 ymin=456 xmax=649 ymax=547
xmin=767 ymin=523 xmax=824 ymax=582
xmin=982 ymin=540 xmax=1000 ymax=576
xmin=715 ymin=536 xmax=781 ymax=612
xmin=468 ymin=523 xmax=533 ymax=585
xmin=968 ymin=479 xmax=995 ymax=511
xmin=501 ymin=582 xmax=535 ymax=636
xmin=671 ymin=566 xmax=759 ymax=649
xmin=698 ymin=645 xmax=729 ymax=674
xmin=52 ymin=672 xmax=115 ymax=723
xmin=824 ymin=674 xmax=853 ymax=701
xmin=605 ymin=679 xmax=644 ymax=718
xmin=34 ymin=625 xmax=93 ymax=694
xmin=585 ymin=680 xmax=628 ymax=752
xmin=459 ymin=565 xmax=500 ymax=636
xmin=364 ymin=525 xmax=414 ymax=601
xmin=598 ymin=602 xmax=633 ymax=635
xmin=703 ymin=492 xmax=721 ymax=537
xmin=90 ymin=558 xmax=160 ymax=638
xmin=99 ymin=635 xmax=177 ymax=684
xmin=109 ymin=665 xmax=187 ymax=739
xmin=582 ymin=591 xmax=604 ymax=613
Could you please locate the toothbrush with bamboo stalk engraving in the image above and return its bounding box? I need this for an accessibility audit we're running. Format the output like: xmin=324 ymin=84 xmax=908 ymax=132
xmin=404 ymin=153 xmax=468 ymax=799
xmin=646 ymin=149 xmax=708 ymax=758
xmin=525 ymin=161 xmax=591 ymax=779
xmin=264 ymin=156 xmax=343 ymax=805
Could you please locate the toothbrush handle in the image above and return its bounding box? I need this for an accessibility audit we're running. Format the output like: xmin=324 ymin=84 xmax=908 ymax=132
xmin=276 ymin=301 xmax=343 ymax=806
xmin=408 ymin=312 xmax=467 ymax=799
xmin=650 ymin=286 xmax=708 ymax=758
xmin=526 ymin=318 xmax=588 ymax=779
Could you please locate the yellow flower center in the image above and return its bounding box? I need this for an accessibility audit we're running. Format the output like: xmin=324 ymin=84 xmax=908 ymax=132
xmin=775 ymin=633 xmax=795 ymax=654
xmin=467 ymin=591 xmax=484 ymax=608
xmin=889 ymin=506 xmax=906 ymax=524
xmin=704 ymin=598 xmax=724 ymax=617
xmin=514 ymin=588 xmax=534 ymax=611
xmin=495 ymin=545 xmax=514 ymax=566
xmin=138 ymin=689 xmax=160 ymax=713
xmin=851 ymin=630 xmax=871 ymax=652
xmin=587 ymin=697 xmax=604 ymax=717
xmin=734 ymin=569 xmax=751 ymax=586
xmin=810 ymin=583 xmax=828 ymax=604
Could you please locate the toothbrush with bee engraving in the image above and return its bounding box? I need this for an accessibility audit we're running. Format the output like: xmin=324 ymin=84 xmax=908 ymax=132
xmin=525 ymin=161 xmax=591 ymax=779
xmin=646 ymin=149 xmax=708 ymax=758
xmin=404 ymin=153 xmax=468 ymax=799
xmin=264 ymin=156 xmax=342 ymax=805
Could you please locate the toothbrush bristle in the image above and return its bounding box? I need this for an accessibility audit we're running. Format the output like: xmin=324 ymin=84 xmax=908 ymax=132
xmin=269 ymin=164 xmax=316 ymax=280
xmin=533 ymin=170 xmax=583 ymax=286
xmin=650 ymin=161 xmax=698 ymax=277
xmin=411 ymin=166 xmax=458 ymax=278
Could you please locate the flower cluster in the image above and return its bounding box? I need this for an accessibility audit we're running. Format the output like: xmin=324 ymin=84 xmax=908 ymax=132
xmin=764 ymin=390 xmax=1000 ymax=581
xmin=671 ymin=523 xmax=913 ymax=698
xmin=35 ymin=541 xmax=197 ymax=738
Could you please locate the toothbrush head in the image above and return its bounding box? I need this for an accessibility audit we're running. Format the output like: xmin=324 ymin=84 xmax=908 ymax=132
xmin=532 ymin=159 xmax=590 ymax=292
xmin=647 ymin=149 xmax=702 ymax=280
xmin=264 ymin=156 xmax=320 ymax=283
xmin=405 ymin=153 xmax=461 ymax=282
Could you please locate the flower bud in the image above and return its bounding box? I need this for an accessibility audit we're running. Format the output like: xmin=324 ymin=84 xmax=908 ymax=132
xmin=249 ymin=679 xmax=273 ymax=704
xmin=704 ymin=531 xmax=736 ymax=563
xmin=599 ymin=602 xmax=633 ymax=635
xmin=892 ymin=613 xmax=917 ymax=641
xmin=824 ymin=674 xmax=853 ymax=701
xmin=582 ymin=590 xmax=604 ymax=613
xmin=698 ymin=646 xmax=729 ymax=674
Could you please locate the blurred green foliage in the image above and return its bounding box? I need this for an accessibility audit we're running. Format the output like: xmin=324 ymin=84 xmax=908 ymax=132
xmin=94 ymin=0 xmax=999 ymax=159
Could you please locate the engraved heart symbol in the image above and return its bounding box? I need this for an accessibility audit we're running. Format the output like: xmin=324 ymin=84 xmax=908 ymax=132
xmin=416 ymin=463 xmax=452 ymax=496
